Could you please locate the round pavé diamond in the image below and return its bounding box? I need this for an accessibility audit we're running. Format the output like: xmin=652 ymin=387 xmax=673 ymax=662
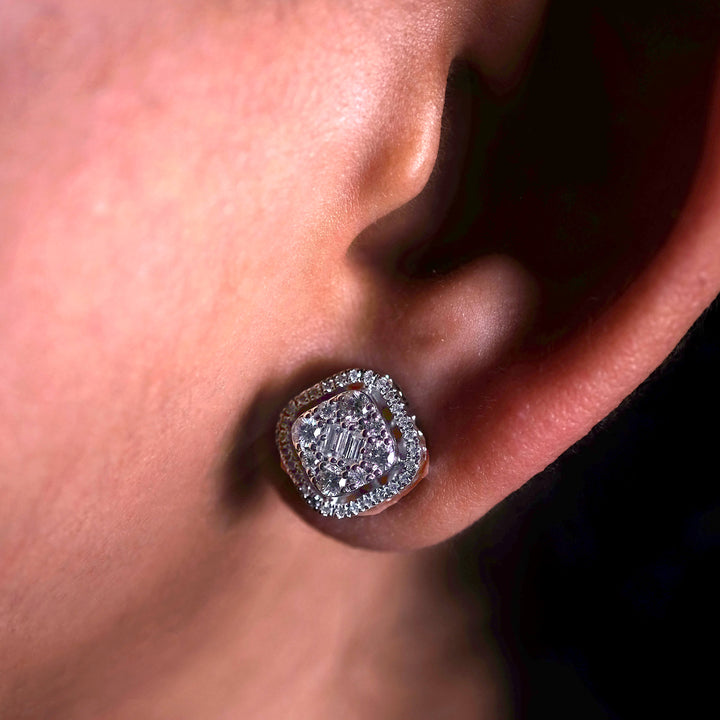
xmin=338 ymin=391 xmax=373 ymax=419
xmin=344 ymin=467 xmax=366 ymax=491
xmin=318 ymin=403 xmax=334 ymax=420
xmin=362 ymin=416 xmax=385 ymax=437
xmin=366 ymin=442 xmax=394 ymax=469
xmin=292 ymin=416 xmax=319 ymax=448
xmin=315 ymin=464 xmax=344 ymax=496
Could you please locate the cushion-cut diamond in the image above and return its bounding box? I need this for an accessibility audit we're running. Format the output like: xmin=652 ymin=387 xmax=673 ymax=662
xmin=291 ymin=390 xmax=397 ymax=497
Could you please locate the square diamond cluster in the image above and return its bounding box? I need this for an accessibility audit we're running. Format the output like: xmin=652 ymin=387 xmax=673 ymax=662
xmin=276 ymin=369 xmax=427 ymax=518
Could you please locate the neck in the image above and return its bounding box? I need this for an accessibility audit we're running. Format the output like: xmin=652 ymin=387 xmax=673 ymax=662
xmin=10 ymin=493 xmax=509 ymax=719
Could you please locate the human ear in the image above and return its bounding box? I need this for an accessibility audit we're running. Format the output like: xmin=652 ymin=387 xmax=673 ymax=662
xmin=273 ymin=6 xmax=720 ymax=551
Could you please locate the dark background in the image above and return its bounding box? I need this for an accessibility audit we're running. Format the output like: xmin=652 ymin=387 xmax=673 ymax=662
xmin=450 ymin=294 xmax=720 ymax=718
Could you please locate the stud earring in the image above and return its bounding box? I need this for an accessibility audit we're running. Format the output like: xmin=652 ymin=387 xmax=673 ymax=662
xmin=276 ymin=369 xmax=428 ymax=518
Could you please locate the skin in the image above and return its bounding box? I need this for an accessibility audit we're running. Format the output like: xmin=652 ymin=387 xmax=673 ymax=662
xmin=1 ymin=1 xmax=719 ymax=717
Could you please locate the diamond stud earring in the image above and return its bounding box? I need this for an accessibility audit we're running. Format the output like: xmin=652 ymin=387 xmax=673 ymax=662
xmin=276 ymin=369 xmax=428 ymax=518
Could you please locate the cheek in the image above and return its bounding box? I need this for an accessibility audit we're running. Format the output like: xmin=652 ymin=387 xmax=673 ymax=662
xmin=0 ymin=0 xmax=447 ymax=681
xmin=0 ymin=1 xmax=377 ymax=668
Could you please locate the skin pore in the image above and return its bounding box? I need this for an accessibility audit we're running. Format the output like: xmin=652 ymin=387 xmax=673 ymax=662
xmin=2 ymin=1 xmax=720 ymax=718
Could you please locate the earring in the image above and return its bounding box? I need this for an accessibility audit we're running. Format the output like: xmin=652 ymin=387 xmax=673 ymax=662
xmin=276 ymin=369 xmax=428 ymax=518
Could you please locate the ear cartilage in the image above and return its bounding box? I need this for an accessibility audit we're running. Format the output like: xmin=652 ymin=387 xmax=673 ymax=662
xmin=276 ymin=369 xmax=428 ymax=518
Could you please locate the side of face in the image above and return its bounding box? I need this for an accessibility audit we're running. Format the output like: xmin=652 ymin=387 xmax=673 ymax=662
xmin=0 ymin=0 xmax=547 ymax=686
xmin=2 ymin=0 xmax=720 ymax=702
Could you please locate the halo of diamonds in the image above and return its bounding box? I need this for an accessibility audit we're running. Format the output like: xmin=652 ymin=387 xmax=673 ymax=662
xmin=276 ymin=369 xmax=428 ymax=518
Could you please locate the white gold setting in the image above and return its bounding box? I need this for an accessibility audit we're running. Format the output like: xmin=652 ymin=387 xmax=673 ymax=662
xmin=276 ymin=369 xmax=428 ymax=518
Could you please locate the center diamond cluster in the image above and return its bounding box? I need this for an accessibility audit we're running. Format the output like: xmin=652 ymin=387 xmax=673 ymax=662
xmin=291 ymin=390 xmax=396 ymax=497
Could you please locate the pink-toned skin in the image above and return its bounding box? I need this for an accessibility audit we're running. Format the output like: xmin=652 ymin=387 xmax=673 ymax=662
xmin=1 ymin=1 xmax=719 ymax=718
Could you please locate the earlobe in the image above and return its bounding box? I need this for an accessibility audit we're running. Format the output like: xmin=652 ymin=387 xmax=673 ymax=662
xmin=314 ymin=54 xmax=720 ymax=552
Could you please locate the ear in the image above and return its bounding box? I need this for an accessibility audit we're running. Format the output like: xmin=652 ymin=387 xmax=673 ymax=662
xmin=309 ymin=15 xmax=720 ymax=550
